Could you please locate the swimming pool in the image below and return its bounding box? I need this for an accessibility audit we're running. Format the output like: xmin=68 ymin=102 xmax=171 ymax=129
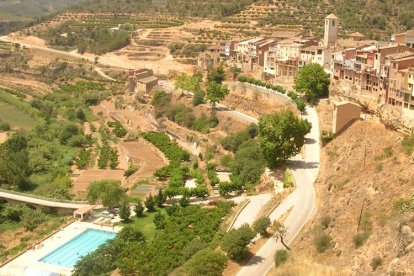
xmin=39 ymin=229 xmax=116 ymax=269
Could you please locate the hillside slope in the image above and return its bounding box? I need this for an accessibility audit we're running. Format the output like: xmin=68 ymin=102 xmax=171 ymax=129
xmin=0 ymin=0 xmax=83 ymax=34
xmin=255 ymin=0 xmax=414 ymax=39
xmin=69 ymin=0 xmax=260 ymax=18
xmin=271 ymin=119 xmax=414 ymax=275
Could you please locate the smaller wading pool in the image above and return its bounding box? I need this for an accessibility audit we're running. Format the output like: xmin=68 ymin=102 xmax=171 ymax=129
xmin=39 ymin=229 xmax=116 ymax=268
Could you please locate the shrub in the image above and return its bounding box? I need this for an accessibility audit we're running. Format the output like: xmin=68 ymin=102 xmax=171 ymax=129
xmin=221 ymin=224 xmax=255 ymax=261
xmin=253 ymin=217 xmax=271 ymax=236
xmin=320 ymin=215 xmax=332 ymax=229
xmin=124 ymin=164 xmax=139 ymax=177
xmin=0 ymin=120 xmax=10 ymax=131
xmin=192 ymin=89 xmax=205 ymax=106
xmin=274 ymin=249 xmax=288 ymax=267
xmin=183 ymin=248 xmax=228 ymax=276
xmin=315 ymin=233 xmax=332 ymax=253
xmin=221 ymin=130 xmax=250 ymax=152
xmin=21 ymin=208 xmax=46 ymax=231
xmin=219 ymin=155 xmax=233 ymax=167
xmin=112 ymin=121 xmax=127 ymax=138
xmin=402 ymin=135 xmax=414 ymax=155
xmin=282 ymin=169 xmax=294 ymax=188
xmin=370 ymin=256 xmax=383 ymax=271
xmin=353 ymin=232 xmax=370 ymax=248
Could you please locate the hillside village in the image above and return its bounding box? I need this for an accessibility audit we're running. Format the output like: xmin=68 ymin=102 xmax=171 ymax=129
xmin=0 ymin=2 xmax=414 ymax=276
xmin=198 ymin=13 xmax=414 ymax=132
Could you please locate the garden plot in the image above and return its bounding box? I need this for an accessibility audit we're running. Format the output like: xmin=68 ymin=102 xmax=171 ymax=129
xmin=72 ymin=169 xmax=125 ymax=198
xmin=120 ymin=140 xmax=168 ymax=187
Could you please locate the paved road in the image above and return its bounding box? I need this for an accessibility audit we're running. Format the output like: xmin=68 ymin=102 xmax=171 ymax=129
xmin=237 ymin=106 xmax=320 ymax=276
xmin=231 ymin=193 xmax=273 ymax=229
xmin=0 ymin=191 xmax=89 ymax=210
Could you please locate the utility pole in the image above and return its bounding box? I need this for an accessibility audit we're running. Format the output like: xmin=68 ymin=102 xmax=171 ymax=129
xmin=363 ymin=141 xmax=367 ymax=168
xmin=357 ymin=199 xmax=365 ymax=232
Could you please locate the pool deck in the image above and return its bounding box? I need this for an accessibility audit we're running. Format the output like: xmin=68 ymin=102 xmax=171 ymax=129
xmin=0 ymin=221 xmax=121 ymax=276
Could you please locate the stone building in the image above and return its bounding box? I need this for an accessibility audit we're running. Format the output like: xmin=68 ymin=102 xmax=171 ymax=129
xmin=128 ymin=69 xmax=158 ymax=95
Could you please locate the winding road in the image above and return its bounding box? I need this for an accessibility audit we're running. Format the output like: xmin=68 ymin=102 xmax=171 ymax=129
xmin=237 ymin=106 xmax=320 ymax=276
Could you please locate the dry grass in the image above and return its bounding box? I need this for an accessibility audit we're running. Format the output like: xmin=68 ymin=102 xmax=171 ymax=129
xmin=269 ymin=255 xmax=350 ymax=276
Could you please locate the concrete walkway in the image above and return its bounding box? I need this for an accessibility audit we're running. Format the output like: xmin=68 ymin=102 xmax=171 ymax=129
xmin=0 ymin=191 xmax=89 ymax=210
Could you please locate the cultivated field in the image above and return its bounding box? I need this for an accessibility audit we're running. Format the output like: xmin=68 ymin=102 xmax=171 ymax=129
xmin=120 ymin=140 xmax=168 ymax=186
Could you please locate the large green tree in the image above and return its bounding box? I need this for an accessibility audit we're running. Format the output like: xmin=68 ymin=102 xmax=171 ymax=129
xmin=0 ymin=133 xmax=31 ymax=190
xmin=221 ymin=224 xmax=255 ymax=261
xmin=208 ymin=66 xmax=225 ymax=84
xmin=87 ymin=179 xmax=126 ymax=208
xmin=294 ymin=63 xmax=330 ymax=103
xmin=183 ymin=248 xmax=228 ymax=276
xmin=206 ymin=82 xmax=229 ymax=109
xmin=259 ymin=111 xmax=311 ymax=168
xmin=175 ymin=72 xmax=203 ymax=92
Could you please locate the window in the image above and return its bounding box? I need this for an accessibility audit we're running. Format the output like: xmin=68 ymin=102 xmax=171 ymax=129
xmin=332 ymin=20 xmax=336 ymax=26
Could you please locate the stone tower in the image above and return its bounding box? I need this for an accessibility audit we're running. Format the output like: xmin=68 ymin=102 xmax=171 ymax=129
xmin=324 ymin=14 xmax=339 ymax=48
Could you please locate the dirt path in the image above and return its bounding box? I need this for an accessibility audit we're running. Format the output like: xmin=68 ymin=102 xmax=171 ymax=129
xmin=94 ymin=67 xmax=117 ymax=81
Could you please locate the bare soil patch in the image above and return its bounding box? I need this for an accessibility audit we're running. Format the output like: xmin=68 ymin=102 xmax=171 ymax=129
xmin=72 ymin=169 xmax=125 ymax=198
xmin=225 ymin=82 xmax=297 ymax=119
xmin=0 ymin=132 xmax=9 ymax=144
xmin=120 ymin=140 xmax=168 ymax=187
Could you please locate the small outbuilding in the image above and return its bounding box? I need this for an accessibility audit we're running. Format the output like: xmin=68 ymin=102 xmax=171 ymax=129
xmin=73 ymin=205 xmax=95 ymax=221
xmin=332 ymin=101 xmax=361 ymax=134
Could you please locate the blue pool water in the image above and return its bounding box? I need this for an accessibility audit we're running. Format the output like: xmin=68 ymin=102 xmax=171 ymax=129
xmin=39 ymin=229 xmax=116 ymax=268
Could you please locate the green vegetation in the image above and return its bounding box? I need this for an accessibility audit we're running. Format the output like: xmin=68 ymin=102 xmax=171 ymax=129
xmin=124 ymin=163 xmax=139 ymax=177
xmin=393 ymin=194 xmax=414 ymax=214
xmin=259 ymin=111 xmax=311 ymax=169
xmin=36 ymin=13 xmax=183 ymax=54
xmin=86 ymin=180 xmax=127 ymax=208
xmin=402 ymin=135 xmax=414 ymax=155
xmin=282 ymin=169 xmax=294 ymax=188
xmin=274 ymin=249 xmax=289 ymax=267
xmin=353 ymin=210 xmax=372 ymax=248
xmin=152 ymin=91 xmax=219 ymax=133
xmin=0 ymin=75 xmax=117 ymax=198
xmin=353 ymin=231 xmax=370 ymax=248
xmin=0 ymin=201 xmax=67 ymax=262
xmin=107 ymin=120 xmax=127 ymax=138
xmin=142 ymin=132 xmax=207 ymax=198
xmin=294 ymin=64 xmax=330 ymax=103
xmin=0 ymin=101 xmax=36 ymax=130
xmin=97 ymin=141 xmax=119 ymax=169
xmin=370 ymin=256 xmax=383 ymax=271
xmin=129 ymin=208 xmax=167 ymax=238
xmin=70 ymin=0 xmax=258 ymax=18
xmin=315 ymin=233 xmax=333 ymax=253
xmin=183 ymin=248 xmax=228 ymax=276
xmin=74 ymin=202 xmax=233 ymax=275
xmin=221 ymin=224 xmax=255 ymax=261
xmin=206 ymin=67 xmax=229 ymax=109
xmin=219 ymin=124 xmax=265 ymax=195
xmin=253 ymin=217 xmax=271 ymax=237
